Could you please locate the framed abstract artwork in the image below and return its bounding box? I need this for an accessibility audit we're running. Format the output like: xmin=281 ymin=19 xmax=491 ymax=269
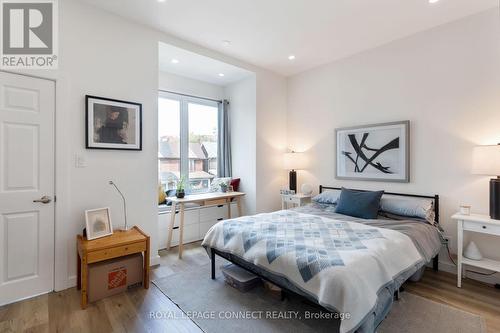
xmin=335 ymin=121 xmax=410 ymax=182
xmin=86 ymin=95 xmax=142 ymax=150
xmin=84 ymin=207 xmax=113 ymax=240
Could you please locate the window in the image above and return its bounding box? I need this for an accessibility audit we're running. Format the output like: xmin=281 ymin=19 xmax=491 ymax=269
xmin=158 ymin=92 xmax=219 ymax=194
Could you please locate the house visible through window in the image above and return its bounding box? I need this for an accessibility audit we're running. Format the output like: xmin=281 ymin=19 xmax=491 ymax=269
xmin=158 ymin=92 xmax=219 ymax=194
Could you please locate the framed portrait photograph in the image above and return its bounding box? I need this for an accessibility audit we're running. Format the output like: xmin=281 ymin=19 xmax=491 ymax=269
xmin=85 ymin=207 xmax=113 ymax=240
xmin=335 ymin=121 xmax=410 ymax=182
xmin=86 ymin=95 xmax=142 ymax=150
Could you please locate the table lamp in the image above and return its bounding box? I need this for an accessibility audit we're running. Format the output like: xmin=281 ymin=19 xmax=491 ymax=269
xmin=283 ymin=151 xmax=307 ymax=193
xmin=109 ymin=181 xmax=129 ymax=230
xmin=472 ymin=144 xmax=500 ymax=220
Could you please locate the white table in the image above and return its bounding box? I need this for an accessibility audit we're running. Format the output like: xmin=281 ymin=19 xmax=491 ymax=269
xmin=452 ymin=213 xmax=500 ymax=287
xmin=281 ymin=193 xmax=312 ymax=209
xmin=166 ymin=192 xmax=245 ymax=259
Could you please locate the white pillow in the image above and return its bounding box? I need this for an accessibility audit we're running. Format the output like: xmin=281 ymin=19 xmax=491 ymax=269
xmin=380 ymin=196 xmax=435 ymax=223
xmin=209 ymin=177 xmax=231 ymax=192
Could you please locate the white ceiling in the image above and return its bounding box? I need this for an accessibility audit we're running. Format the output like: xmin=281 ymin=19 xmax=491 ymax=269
xmin=159 ymin=42 xmax=254 ymax=86
xmin=81 ymin=0 xmax=499 ymax=76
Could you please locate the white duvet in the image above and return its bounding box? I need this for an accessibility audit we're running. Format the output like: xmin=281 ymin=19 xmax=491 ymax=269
xmin=202 ymin=210 xmax=423 ymax=333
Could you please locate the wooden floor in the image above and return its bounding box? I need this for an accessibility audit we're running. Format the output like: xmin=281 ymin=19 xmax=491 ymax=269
xmin=1 ymin=242 xmax=500 ymax=333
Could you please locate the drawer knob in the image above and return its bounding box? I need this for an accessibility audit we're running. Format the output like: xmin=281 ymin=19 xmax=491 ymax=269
xmin=482 ymin=226 xmax=487 ymax=229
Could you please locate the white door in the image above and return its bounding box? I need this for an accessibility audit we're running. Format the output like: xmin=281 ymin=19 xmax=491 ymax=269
xmin=0 ymin=72 xmax=55 ymax=305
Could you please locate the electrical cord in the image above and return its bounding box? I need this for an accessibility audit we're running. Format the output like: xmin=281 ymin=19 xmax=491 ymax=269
xmin=445 ymin=242 xmax=497 ymax=277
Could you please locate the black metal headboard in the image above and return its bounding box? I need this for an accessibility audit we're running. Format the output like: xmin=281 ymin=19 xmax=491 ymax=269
xmin=319 ymin=185 xmax=440 ymax=225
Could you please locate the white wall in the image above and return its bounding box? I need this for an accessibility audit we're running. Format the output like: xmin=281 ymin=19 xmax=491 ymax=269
xmin=9 ymin=0 xmax=287 ymax=291
xmin=287 ymin=9 xmax=500 ymax=283
xmin=225 ymin=71 xmax=288 ymax=216
xmin=256 ymin=72 xmax=288 ymax=212
xmin=159 ymin=71 xmax=225 ymax=100
xmin=225 ymin=76 xmax=257 ymax=214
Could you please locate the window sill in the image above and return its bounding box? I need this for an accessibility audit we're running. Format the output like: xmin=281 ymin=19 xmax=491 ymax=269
xmin=158 ymin=204 xmax=170 ymax=214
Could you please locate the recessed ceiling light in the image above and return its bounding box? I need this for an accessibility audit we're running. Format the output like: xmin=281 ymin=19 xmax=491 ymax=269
xmin=218 ymin=73 xmax=225 ymax=77
xmin=222 ymin=40 xmax=231 ymax=47
xmin=157 ymin=0 xmax=166 ymax=3
xmin=171 ymin=59 xmax=179 ymax=64
xmin=288 ymin=55 xmax=296 ymax=60
xmin=429 ymin=0 xmax=439 ymax=3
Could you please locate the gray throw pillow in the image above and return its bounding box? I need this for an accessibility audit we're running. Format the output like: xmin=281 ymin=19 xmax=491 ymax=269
xmin=312 ymin=190 xmax=341 ymax=205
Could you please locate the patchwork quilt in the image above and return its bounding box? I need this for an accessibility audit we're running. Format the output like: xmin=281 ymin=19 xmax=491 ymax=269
xmin=202 ymin=210 xmax=424 ymax=333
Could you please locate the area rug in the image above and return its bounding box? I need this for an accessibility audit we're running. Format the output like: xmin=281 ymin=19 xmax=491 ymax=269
xmin=153 ymin=262 xmax=486 ymax=333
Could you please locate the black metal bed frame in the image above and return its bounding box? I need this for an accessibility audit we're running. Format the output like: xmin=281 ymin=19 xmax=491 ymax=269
xmin=319 ymin=186 xmax=440 ymax=271
xmin=210 ymin=185 xmax=440 ymax=309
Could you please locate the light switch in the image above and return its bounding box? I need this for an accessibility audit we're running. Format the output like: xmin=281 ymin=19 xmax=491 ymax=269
xmin=75 ymin=153 xmax=87 ymax=168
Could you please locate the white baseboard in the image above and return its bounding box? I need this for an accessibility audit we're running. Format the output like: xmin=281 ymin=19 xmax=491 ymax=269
xmin=150 ymin=254 xmax=161 ymax=266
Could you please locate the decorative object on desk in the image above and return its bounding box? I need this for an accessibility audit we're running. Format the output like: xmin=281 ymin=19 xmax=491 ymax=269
xmin=301 ymin=183 xmax=313 ymax=196
xmin=86 ymin=95 xmax=142 ymax=150
xmin=228 ymin=185 xmax=234 ymax=192
xmin=220 ymin=182 xmax=228 ymax=192
xmin=336 ymin=121 xmax=410 ymax=182
xmin=463 ymin=241 xmax=483 ymax=261
xmin=85 ymin=207 xmax=113 ymax=240
xmin=459 ymin=204 xmax=471 ymax=216
xmin=176 ymin=176 xmax=186 ymax=198
xmin=472 ymin=144 xmax=500 ymax=220
xmin=283 ymin=151 xmax=307 ymax=193
xmin=109 ymin=181 xmax=129 ymax=230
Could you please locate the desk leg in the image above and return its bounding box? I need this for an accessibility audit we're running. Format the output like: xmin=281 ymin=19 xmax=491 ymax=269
xmin=457 ymin=220 xmax=463 ymax=288
xmin=77 ymin=250 xmax=81 ymax=290
xmin=166 ymin=202 xmax=176 ymax=250
xmin=227 ymin=198 xmax=231 ymax=219
xmin=81 ymin=257 xmax=88 ymax=309
xmin=178 ymin=204 xmax=185 ymax=259
xmin=144 ymin=237 xmax=150 ymax=289
xmin=237 ymin=197 xmax=243 ymax=217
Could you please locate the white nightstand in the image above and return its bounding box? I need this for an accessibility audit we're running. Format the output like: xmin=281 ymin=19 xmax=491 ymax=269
xmin=281 ymin=193 xmax=312 ymax=210
xmin=451 ymin=213 xmax=500 ymax=288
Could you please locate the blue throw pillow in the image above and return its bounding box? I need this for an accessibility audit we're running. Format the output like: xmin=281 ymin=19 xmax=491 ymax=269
xmin=335 ymin=188 xmax=384 ymax=219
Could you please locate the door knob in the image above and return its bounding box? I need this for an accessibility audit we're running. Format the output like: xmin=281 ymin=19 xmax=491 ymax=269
xmin=33 ymin=196 xmax=52 ymax=204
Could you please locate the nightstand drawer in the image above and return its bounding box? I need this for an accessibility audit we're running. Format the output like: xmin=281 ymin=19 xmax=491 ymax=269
xmin=87 ymin=242 xmax=146 ymax=263
xmin=284 ymin=196 xmax=299 ymax=203
xmin=463 ymin=221 xmax=500 ymax=236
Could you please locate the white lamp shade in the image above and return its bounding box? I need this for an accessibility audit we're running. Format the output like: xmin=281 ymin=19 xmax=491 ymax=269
xmin=472 ymin=145 xmax=500 ymax=176
xmin=284 ymin=152 xmax=307 ymax=170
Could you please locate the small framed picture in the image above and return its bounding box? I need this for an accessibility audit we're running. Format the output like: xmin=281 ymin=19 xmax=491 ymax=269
xmin=86 ymin=95 xmax=142 ymax=150
xmin=85 ymin=207 xmax=113 ymax=240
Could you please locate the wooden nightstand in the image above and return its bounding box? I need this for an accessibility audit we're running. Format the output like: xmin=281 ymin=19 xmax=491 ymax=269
xmin=77 ymin=226 xmax=150 ymax=309
xmin=451 ymin=213 xmax=500 ymax=288
xmin=281 ymin=193 xmax=312 ymax=209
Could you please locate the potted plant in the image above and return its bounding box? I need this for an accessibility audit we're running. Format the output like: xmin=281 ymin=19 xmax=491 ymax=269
xmin=220 ymin=182 xmax=228 ymax=193
xmin=176 ymin=176 xmax=186 ymax=198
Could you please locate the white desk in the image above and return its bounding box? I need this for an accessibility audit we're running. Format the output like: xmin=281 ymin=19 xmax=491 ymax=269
xmin=166 ymin=192 xmax=245 ymax=259
xmin=451 ymin=213 xmax=500 ymax=287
